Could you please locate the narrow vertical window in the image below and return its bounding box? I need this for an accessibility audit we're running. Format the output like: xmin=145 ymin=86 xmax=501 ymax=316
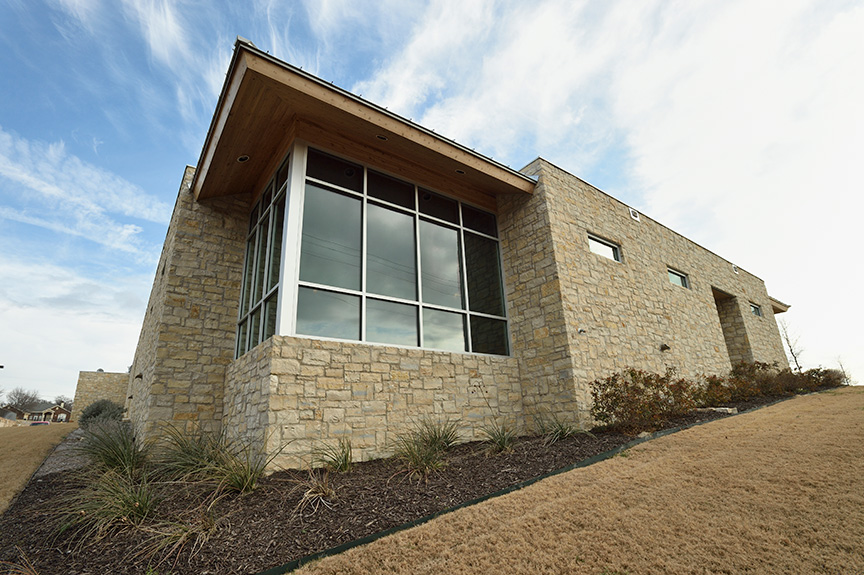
xmin=236 ymin=155 xmax=288 ymax=357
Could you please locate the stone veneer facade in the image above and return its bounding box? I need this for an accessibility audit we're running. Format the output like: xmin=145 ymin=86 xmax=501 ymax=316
xmin=126 ymin=167 xmax=247 ymax=439
xmin=123 ymin=153 xmax=788 ymax=469
xmin=71 ymin=371 xmax=128 ymax=422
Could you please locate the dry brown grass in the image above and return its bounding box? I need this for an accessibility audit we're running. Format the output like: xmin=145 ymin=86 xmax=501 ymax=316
xmin=296 ymin=387 xmax=864 ymax=575
xmin=0 ymin=424 xmax=72 ymax=514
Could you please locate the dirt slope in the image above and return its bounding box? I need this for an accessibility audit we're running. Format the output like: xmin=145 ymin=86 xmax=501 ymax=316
xmin=295 ymin=387 xmax=864 ymax=575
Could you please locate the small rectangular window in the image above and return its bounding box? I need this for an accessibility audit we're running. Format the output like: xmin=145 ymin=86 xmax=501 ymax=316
xmin=588 ymin=234 xmax=621 ymax=262
xmin=668 ymin=268 xmax=689 ymax=288
xmin=750 ymin=303 xmax=762 ymax=317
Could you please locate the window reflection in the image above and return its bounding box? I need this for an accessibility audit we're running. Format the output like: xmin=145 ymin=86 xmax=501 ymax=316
xmin=299 ymin=184 xmax=361 ymax=290
xmin=423 ymin=308 xmax=466 ymax=352
xmin=296 ymin=287 xmax=360 ymax=340
xmin=419 ymin=220 xmax=463 ymax=309
xmin=367 ymin=203 xmax=416 ymax=300
xmin=367 ymin=299 xmax=418 ymax=346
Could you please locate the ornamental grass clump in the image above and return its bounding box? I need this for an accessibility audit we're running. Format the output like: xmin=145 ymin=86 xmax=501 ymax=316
xmin=58 ymin=469 xmax=161 ymax=547
xmin=155 ymin=425 xmax=281 ymax=494
xmin=76 ymin=421 xmax=149 ymax=477
xmin=312 ymin=437 xmax=353 ymax=473
xmin=480 ymin=419 xmax=518 ymax=454
xmin=536 ymin=412 xmax=579 ymax=446
xmin=392 ymin=417 xmax=460 ymax=479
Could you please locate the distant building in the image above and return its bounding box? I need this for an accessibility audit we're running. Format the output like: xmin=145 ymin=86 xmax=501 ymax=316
xmin=1 ymin=402 xmax=71 ymax=423
xmin=123 ymin=38 xmax=789 ymax=468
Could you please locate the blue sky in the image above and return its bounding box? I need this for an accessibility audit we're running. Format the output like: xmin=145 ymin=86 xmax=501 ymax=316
xmin=1 ymin=0 xmax=862 ymax=401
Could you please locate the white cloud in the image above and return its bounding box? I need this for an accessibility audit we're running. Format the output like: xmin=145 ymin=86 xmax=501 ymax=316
xmin=0 ymin=127 xmax=171 ymax=256
xmin=354 ymin=0 xmax=864 ymax=380
xmin=0 ymin=255 xmax=148 ymax=400
xmin=120 ymin=0 xmax=195 ymax=73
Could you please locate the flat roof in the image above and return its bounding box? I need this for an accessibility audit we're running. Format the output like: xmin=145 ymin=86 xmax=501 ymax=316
xmin=191 ymin=38 xmax=535 ymax=203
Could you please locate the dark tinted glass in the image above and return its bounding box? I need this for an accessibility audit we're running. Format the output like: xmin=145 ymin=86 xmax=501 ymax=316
xmin=296 ymin=287 xmax=360 ymax=340
xmin=306 ymin=149 xmax=363 ymax=192
xmin=299 ymin=184 xmax=361 ymax=290
xmin=462 ymin=205 xmax=497 ymax=237
xmin=268 ymin=195 xmax=285 ymax=290
xmin=418 ymin=189 xmax=459 ymax=223
xmin=368 ymin=170 xmax=414 ymax=209
xmin=465 ymin=232 xmax=504 ymax=316
xmin=470 ymin=316 xmax=508 ymax=355
xmin=367 ymin=203 xmax=416 ymax=300
xmin=366 ymin=299 xmax=418 ymax=346
xmin=276 ymin=156 xmax=290 ymax=191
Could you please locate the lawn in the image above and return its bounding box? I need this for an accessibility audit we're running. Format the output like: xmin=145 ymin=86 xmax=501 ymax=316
xmin=0 ymin=424 xmax=72 ymax=514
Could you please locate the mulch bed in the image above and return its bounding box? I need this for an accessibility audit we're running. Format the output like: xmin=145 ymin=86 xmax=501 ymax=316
xmin=0 ymin=398 xmax=780 ymax=575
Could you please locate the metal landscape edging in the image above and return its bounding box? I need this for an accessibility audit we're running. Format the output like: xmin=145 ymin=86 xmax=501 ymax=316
xmin=257 ymin=396 xmax=796 ymax=575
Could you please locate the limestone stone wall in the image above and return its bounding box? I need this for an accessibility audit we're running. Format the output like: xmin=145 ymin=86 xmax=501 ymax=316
xmin=128 ymin=167 xmax=248 ymax=440
xmin=498 ymin=169 xmax=585 ymax=429
xmin=523 ymin=158 xmax=788 ymax=389
xmin=72 ymin=371 xmax=128 ymax=422
xmin=222 ymin=336 xmax=523 ymax=469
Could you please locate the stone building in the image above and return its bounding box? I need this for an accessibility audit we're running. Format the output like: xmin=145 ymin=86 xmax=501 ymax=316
xmin=125 ymin=38 xmax=789 ymax=468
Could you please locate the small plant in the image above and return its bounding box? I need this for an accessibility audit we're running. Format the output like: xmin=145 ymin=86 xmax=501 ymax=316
xmin=294 ymin=470 xmax=336 ymax=518
xmin=213 ymin=439 xmax=277 ymax=494
xmin=480 ymin=419 xmax=517 ymax=454
xmin=78 ymin=399 xmax=125 ymax=429
xmin=392 ymin=429 xmax=447 ymax=479
xmin=539 ymin=412 xmax=578 ymax=446
xmin=313 ymin=437 xmax=353 ymax=473
xmin=0 ymin=546 xmax=40 ymax=575
xmin=76 ymin=421 xmax=149 ymax=476
xmin=155 ymin=425 xmax=227 ymax=481
xmin=416 ymin=416 xmax=460 ymax=453
xmin=58 ymin=469 xmax=161 ymax=547
xmin=137 ymin=500 xmax=226 ymax=566
xmin=155 ymin=426 xmax=284 ymax=494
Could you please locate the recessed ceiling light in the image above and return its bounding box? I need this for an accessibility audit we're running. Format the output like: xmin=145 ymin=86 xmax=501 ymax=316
xmin=237 ymin=155 xmax=250 ymax=163
xmin=376 ymin=135 xmax=388 ymax=141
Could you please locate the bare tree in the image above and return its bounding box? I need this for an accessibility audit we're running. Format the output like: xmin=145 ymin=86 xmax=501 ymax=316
xmin=54 ymin=394 xmax=73 ymax=410
xmin=778 ymin=319 xmax=803 ymax=372
xmin=5 ymin=387 xmax=43 ymax=411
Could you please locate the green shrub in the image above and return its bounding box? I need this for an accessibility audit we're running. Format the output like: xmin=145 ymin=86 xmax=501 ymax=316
xmin=392 ymin=430 xmax=447 ymax=479
xmin=78 ymin=399 xmax=125 ymax=429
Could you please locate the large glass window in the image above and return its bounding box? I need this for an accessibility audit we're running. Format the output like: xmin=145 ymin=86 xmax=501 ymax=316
xmin=236 ymin=155 xmax=288 ymax=357
xmin=296 ymin=148 xmax=509 ymax=355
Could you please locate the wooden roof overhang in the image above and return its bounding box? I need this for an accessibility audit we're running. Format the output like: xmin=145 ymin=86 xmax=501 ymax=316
xmin=769 ymin=296 xmax=790 ymax=314
xmin=191 ymin=39 xmax=535 ymax=210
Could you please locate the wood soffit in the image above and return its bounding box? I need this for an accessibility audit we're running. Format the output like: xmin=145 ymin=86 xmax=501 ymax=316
xmin=192 ymin=42 xmax=535 ymax=204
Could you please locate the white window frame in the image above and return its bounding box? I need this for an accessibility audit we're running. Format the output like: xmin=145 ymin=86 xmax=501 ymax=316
xmin=587 ymin=234 xmax=622 ymax=262
xmin=240 ymin=141 xmax=510 ymax=356
xmin=750 ymin=302 xmax=762 ymax=317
